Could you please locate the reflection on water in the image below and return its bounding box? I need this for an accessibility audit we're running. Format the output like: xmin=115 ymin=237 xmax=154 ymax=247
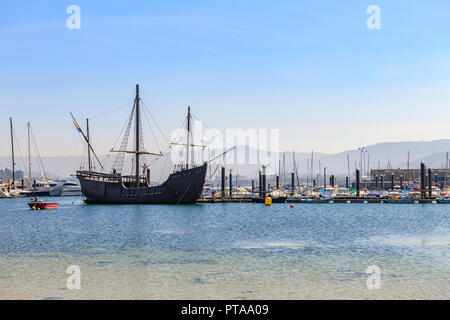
xmin=0 ymin=198 xmax=449 ymax=299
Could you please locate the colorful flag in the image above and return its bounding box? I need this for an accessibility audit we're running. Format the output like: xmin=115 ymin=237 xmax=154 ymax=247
xmin=73 ymin=119 xmax=81 ymax=132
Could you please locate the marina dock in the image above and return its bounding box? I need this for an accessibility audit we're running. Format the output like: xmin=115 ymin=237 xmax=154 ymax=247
xmin=198 ymin=197 xmax=443 ymax=204
xmin=201 ymin=162 xmax=450 ymax=204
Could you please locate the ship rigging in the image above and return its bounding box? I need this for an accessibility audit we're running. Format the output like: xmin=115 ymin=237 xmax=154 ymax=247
xmin=73 ymin=84 xmax=208 ymax=204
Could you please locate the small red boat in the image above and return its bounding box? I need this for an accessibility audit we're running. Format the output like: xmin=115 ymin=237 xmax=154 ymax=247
xmin=28 ymin=199 xmax=58 ymax=210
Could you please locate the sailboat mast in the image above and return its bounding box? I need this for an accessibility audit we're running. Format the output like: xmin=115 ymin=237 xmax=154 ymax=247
xmin=407 ymin=150 xmax=410 ymax=170
xmin=278 ymin=159 xmax=281 ymax=184
xmin=10 ymin=118 xmax=15 ymax=184
xmin=347 ymin=154 xmax=350 ymax=181
xmin=318 ymin=159 xmax=321 ymax=185
xmin=186 ymin=106 xmax=191 ymax=170
xmin=135 ymin=84 xmax=140 ymax=186
xmin=87 ymin=118 xmax=91 ymax=172
xmin=306 ymin=158 xmax=309 ymax=189
xmin=28 ymin=122 xmax=31 ymax=180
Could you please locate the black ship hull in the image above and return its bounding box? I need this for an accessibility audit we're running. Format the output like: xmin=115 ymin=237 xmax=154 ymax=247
xmin=76 ymin=163 xmax=207 ymax=204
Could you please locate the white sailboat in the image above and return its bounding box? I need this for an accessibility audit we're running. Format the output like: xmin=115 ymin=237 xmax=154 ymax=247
xmin=20 ymin=122 xmax=53 ymax=196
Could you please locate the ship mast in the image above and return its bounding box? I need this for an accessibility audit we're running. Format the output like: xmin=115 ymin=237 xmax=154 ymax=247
xmin=135 ymin=84 xmax=140 ymax=187
xmin=70 ymin=113 xmax=105 ymax=171
xmin=28 ymin=121 xmax=31 ymax=181
xmin=109 ymin=84 xmax=162 ymax=176
xmin=186 ymin=106 xmax=191 ymax=170
xmin=10 ymin=118 xmax=15 ymax=185
xmin=87 ymin=118 xmax=91 ymax=172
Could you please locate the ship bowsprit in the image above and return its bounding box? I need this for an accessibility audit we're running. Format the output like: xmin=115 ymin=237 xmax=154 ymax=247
xmin=76 ymin=163 xmax=207 ymax=204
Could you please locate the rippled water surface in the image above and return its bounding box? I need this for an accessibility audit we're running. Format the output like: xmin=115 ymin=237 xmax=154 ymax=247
xmin=0 ymin=197 xmax=449 ymax=299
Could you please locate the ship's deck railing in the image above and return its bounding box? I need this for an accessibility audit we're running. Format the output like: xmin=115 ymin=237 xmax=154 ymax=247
xmin=76 ymin=171 xmax=121 ymax=183
xmin=77 ymin=171 xmax=151 ymax=186
xmin=121 ymin=175 xmax=148 ymax=185
xmin=172 ymin=164 xmax=200 ymax=173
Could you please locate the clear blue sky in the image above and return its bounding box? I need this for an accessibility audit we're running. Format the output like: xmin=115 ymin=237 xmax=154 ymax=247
xmin=1 ymin=0 xmax=450 ymax=158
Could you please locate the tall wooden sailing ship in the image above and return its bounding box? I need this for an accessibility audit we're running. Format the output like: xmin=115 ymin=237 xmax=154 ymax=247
xmin=75 ymin=84 xmax=207 ymax=204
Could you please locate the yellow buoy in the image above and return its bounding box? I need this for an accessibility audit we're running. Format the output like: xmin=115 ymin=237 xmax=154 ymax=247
xmin=265 ymin=196 xmax=272 ymax=206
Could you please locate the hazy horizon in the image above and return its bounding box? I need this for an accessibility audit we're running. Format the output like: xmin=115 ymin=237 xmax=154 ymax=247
xmin=2 ymin=138 xmax=450 ymax=179
xmin=1 ymin=136 xmax=450 ymax=158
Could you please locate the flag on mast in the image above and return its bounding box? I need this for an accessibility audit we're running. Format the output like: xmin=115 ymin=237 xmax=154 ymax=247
xmin=72 ymin=119 xmax=81 ymax=132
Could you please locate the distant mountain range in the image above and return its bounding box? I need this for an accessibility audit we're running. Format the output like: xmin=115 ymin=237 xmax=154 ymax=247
xmin=317 ymin=139 xmax=450 ymax=176
xmin=1 ymin=139 xmax=450 ymax=181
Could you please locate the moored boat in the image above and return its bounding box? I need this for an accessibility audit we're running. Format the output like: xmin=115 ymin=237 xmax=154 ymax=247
xmin=0 ymin=190 xmax=11 ymax=198
xmin=28 ymin=199 xmax=58 ymax=210
xmin=49 ymin=181 xmax=82 ymax=196
xmin=74 ymin=85 xmax=208 ymax=204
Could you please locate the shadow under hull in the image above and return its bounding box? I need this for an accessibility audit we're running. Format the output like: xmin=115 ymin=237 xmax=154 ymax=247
xmin=77 ymin=163 xmax=207 ymax=204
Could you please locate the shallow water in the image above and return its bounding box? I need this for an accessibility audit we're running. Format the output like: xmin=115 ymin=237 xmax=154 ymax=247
xmin=0 ymin=197 xmax=449 ymax=299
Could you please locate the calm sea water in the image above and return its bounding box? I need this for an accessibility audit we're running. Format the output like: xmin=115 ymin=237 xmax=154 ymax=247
xmin=0 ymin=197 xmax=449 ymax=299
